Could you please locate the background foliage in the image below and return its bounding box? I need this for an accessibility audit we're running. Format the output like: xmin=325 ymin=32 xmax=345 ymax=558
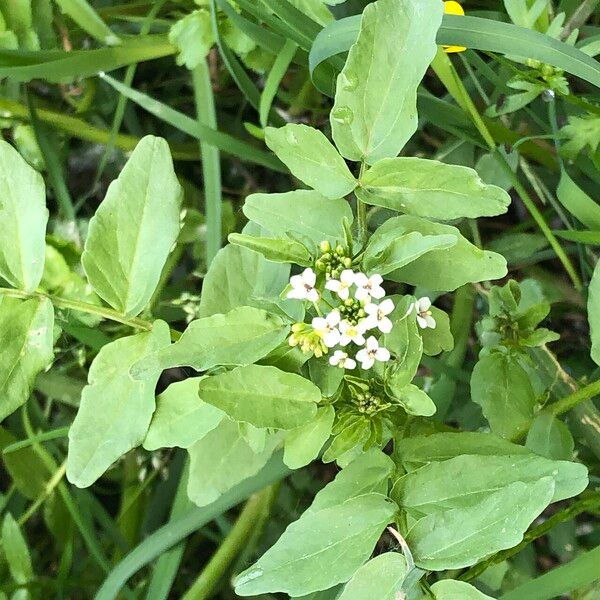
xmin=0 ymin=0 xmax=599 ymax=598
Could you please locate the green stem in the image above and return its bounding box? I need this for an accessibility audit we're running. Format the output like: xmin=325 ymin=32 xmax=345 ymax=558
xmin=357 ymin=162 xmax=367 ymax=245
xmin=460 ymin=492 xmax=600 ymax=582
xmin=192 ymin=58 xmax=222 ymax=267
xmin=547 ymin=378 xmax=600 ymax=418
xmin=182 ymin=486 xmax=278 ymax=600
xmin=496 ymin=154 xmax=583 ymax=291
xmin=0 ymin=287 xmax=152 ymax=331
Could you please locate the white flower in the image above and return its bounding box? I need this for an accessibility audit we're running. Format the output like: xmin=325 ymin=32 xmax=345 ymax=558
xmin=312 ymin=310 xmax=341 ymax=348
xmin=339 ymin=319 xmax=367 ymax=347
xmin=287 ymin=268 xmax=320 ymax=302
xmin=408 ymin=296 xmax=436 ymax=329
xmin=325 ymin=269 xmax=355 ymax=300
xmin=354 ymin=273 xmax=385 ymax=301
xmin=329 ymin=350 xmax=356 ymax=370
xmin=364 ymin=298 xmax=395 ymax=333
xmin=356 ymin=336 xmax=391 ymax=370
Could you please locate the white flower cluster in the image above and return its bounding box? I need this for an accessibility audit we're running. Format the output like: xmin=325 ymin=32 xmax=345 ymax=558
xmin=286 ymin=267 xmax=418 ymax=370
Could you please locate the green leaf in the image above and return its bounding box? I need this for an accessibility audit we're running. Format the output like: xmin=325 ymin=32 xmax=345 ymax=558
xmin=408 ymin=478 xmax=555 ymax=570
xmin=229 ymin=233 xmax=312 ymax=266
xmin=243 ymin=190 xmax=353 ymax=246
xmin=383 ymin=308 xmax=423 ymax=390
xmin=322 ymin=419 xmax=370 ymax=464
xmin=0 ymin=35 xmax=175 ymax=82
xmin=556 ymin=171 xmax=600 ymax=230
xmin=421 ymin=307 xmax=454 ymax=356
xmin=337 ymin=553 xmax=407 ymax=600
xmin=330 ymin=0 xmax=442 ymax=164
xmin=382 ymin=216 xmax=507 ymax=291
xmin=588 ymin=259 xmax=600 ymax=366
xmin=66 ymin=321 xmax=171 ymax=488
xmin=431 ymin=580 xmax=494 ymax=599
xmin=357 ymin=158 xmax=510 ymax=218
xmin=309 ymin=15 xmax=600 ymax=95
xmin=169 ymin=10 xmax=213 ymax=70
xmin=143 ymin=378 xmax=224 ymax=451
xmin=0 ymin=140 xmax=48 ymax=292
xmin=2 ymin=513 xmax=33 ymax=586
xmin=82 ymin=135 xmax=183 ymax=317
xmin=500 ymin=544 xmax=600 ymax=600
xmin=132 ymin=306 xmax=288 ymax=378
xmin=199 ymin=226 xmax=295 ymax=318
xmin=0 ymin=297 xmax=54 ymax=421
xmin=392 ymin=454 xmax=587 ymax=516
xmin=396 ymin=432 xmax=531 ymax=470
xmin=310 ymin=449 xmax=394 ymax=513
xmin=471 ymin=353 xmax=536 ymax=439
xmin=197 ymin=365 xmax=320 ymax=430
xmin=234 ymin=493 xmax=397 ymax=596
xmin=284 ymin=405 xmax=335 ymax=469
xmin=390 ymin=383 xmax=436 ymax=417
xmin=526 ymin=412 xmax=574 ymax=461
xmin=54 ymin=0 xmax=119 ymax=46
xmin=363 ymin=228 xmax=457 ymax=277
xmin=265 ymin=124 xmax=356 ymax=199
xmin=187 ymin=418 xmax=279 ymax=506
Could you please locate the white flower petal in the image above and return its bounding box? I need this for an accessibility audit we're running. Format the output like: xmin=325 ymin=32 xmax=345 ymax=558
xmin=370 ymin=286 xmax=386 ymax=299
xmin=364 ymin=303 xmax=378 ymax=316
xmin=405 ymin=302 xmax=416 ymax=317
xmin=378 ymin=317 xmax=393 ymax=334
xmin=354 ymin=287 xmax=370 ymax=301
xmin=323 ymin=330 xmax=341 ymax=348
xmin=366 ymin=336 xmax=378 ymax=351
xmin=340 ymin=269 xmax=356 ymax=284
xmin=325 ymin=279 xmax=341 ymax=292
xmin=326 ymin=310 xmax=341 ymax=326
xmin=307 ymin=289 xmax=320 ymax=302
xmin=302 ymin=268 xmax=317 ymax=286
xmin=425 ymin=314 xmax=437 ymax=329
xmin=417 ymin=296 xmax=431 ymax=311
xmin=416 ymin=315 xmax=428 ymax=329
xmin=312 ymin=317 xmax=327 ymax=330
xmin=344 ymin=358 xmax=357 ymax=369
xmin=379 ymin=298 xmax=395 ymax=315
xmin=371 ymin=274 xmax=383 ymax=285
xmin=338 ymin=287 xmax=350 ymax=300
xmin=360 ymin=356 xmax=375 ymax=370
xmin=375 ymin=347 xmax=391 ymax=362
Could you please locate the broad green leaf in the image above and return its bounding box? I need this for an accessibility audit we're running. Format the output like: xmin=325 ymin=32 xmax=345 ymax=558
xmin=310 ymin=448 xmax=395 ymax=513
xmin=197 ymin=365 xmax=320 ymax=429
xmin=408 ymin=478 xmax=555 ymax=570
xmin=229 ymin=233 xmax=313 ymax=266
xmin=284 ymin=405 xmax=335 ymax=469
xmin=0 ymin=140 xmax=48 ymax=292
xmin=588 ymin=259 xmax=600 ymax=366
xmin=143 ymin=378 xmax=224 ymax=451
xmin=471 ymin=353 xmax=536 ymax=439
xmin=337 ymin=553 xmax=407 ymax=600
xmin=384 ymin=310 xmax=423 ymax=391
xmin=66 ymin=321 xmax=170 ymax=488
xmin=526 ymin=412 xmax=574 ymax=461
xmin=396 ymin=432 xmax=532 ymax=470
xmin=187 ymin=418 xmax=279 ymax=506
xmin=421 ymin=307 xmax=453 ymax=356
xmin=265 ymin=124 xmax=356 ymax=199
xmin=431 ymin=580 xmax=494 ymax=599
xmin=363 ymin=228 xmax=456 ymax=277
xmin=393 ymin=454 xmax=587 ymax=516
xmin=322 ymin=419 xmax=370 ymax=464
xmin=2 ymin=513 xmax=33 ymax=586
xmin=82 ymin=136 xmax=183 ymax=317
xmin=0 ymin=297 xmax=54 ymax=421
xmin=235 ymin=493 xmax=397 ymax=596
xmin=243 ymin=190 xmax=353 ymax=246
xmin=357 ymin=158 xmax=510 ymax=218
xmin=131 ymin=306 xmax=288 ymax=378
xmin=382 ymin=216 xmax=507 ymax=291
xmin=169 ymin=9 xmax=213 ymax=70
xmin=390 ymin=383 xmax=436 ymax=417
xmin=308 ymin=357 xmax=344 ymax=397
xmin=556 ymin=171 xmax=600 ymax=231
xmin=199 ymin=225 xmax=294 ymax=318
xmin=330 ymin=0 xmax=442 ymax=164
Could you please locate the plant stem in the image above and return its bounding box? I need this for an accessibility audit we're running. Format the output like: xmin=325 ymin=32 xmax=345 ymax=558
xmin=0 ymin=287 xmax=153 ymax=331
xmin=193 ymin=58 xmax=222 ymax=267
xmin=182 ymin=486 xmax=278 ymax=600
xmin=547 ymin=378 xmax=600 ymax=418
xmin=460 ymin=492 xmax=600 ymax=581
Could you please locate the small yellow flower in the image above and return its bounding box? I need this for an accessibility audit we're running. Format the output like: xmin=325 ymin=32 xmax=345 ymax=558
xmin=443 ymin=1 xmax=466 ymax=53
